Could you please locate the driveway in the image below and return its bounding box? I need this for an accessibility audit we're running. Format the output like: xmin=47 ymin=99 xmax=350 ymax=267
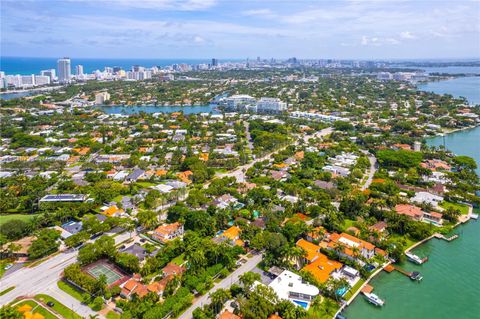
xmin=177 ymin=253 xmax=263 ymax=319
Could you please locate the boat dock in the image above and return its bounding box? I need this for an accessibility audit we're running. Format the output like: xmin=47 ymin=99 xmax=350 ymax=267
xmin=384 ymin=265 xmax=423 ymax=281
xmin=361 ymin=284 xmax=374 ymax=294
xmin=433 ymin=233 xmax=459 ymax=242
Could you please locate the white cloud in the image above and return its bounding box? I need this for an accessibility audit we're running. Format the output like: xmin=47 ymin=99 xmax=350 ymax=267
xmin=242 ymin=9 xmax=275 ymax=17
xmin=70 ymin=0 xmax=217 ymax=11
xmin=400 ymin=31 xmax=416 ymax=39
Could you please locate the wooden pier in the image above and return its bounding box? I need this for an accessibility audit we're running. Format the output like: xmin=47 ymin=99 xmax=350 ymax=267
xmin=433 ymin=233 xmax=459 ymax=242
xmin=384 ymin=265 xmax=422 ymax=281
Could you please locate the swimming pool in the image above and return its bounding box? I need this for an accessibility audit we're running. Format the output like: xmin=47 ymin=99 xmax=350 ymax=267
xmin=292 ymin=300 xmax=309 ymax=309
xmin=336 ymin=287 xmax=348 ymax=297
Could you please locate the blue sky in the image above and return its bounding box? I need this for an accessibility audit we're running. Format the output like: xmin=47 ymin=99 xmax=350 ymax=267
xmin=1 ymin=0 xmax=479 ymax=59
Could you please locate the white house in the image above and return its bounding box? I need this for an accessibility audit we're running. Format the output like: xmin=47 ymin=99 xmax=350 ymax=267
xmin=411 ymin=191 xmax=444 ymax=207
xmin=268 ymin=270 xmax=319 ymax=310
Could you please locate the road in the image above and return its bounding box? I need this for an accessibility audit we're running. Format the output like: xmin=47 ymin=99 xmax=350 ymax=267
xmin=0 ymin=231 xmax=133 ymax=317
xmin=211 ymin=127 xmax=333 ymax=184
xmin=177 ymin=253 xmax=263 ymax=319
xmin=361 ymin=153 xmax=377 ymax=191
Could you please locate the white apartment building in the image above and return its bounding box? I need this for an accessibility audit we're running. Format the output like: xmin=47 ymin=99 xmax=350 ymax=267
xmin=34 ymin=75 xmax=50 ymax=86
xmin=225 ymin=94 xmax=256 ymax=110
xmin=377 ymin=72 xmax=393 ymax=81
xmin=41 ymin=69 xmax=56 ymax=81
xmin=95 ymin=91 xmax=111 ymax=105
xmin=256 ymin=97 xmax=287 ymax=113
xmin=76 ymin=65 xmax=84 ymax=76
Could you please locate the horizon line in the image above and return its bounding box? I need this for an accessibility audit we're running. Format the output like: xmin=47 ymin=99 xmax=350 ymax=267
xmin=2 ymin=56 xmax=480 ymax=62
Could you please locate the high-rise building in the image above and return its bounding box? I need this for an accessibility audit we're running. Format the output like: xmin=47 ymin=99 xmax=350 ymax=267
xmin=256 ymin=97 xmax=287 ymax=113
xmin=211 ymin=58 xmax=218 ymax=66
xmin=41 ymin=69 xmax=56 ymax=81
xmin=34 ymin=75 xmax=50 ymax=86
xmin=95 ymin=91 xmax=110 ymax=105
xmin=75 ymin=65 xmax=84 ymax=76
xmin=57 ymin=57 xmax=71 ymax=83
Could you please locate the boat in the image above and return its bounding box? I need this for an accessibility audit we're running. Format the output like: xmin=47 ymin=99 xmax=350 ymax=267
xmin=363 ymin=292 xmax=385 ymax=307
xmin=410 ymin=271 xmax=423 ymax=281
xmin=405 ymin=252 xmax=428 ymax=264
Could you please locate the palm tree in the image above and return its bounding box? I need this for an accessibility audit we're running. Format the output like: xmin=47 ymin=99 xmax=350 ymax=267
xmin=209 ymin=288 xmax=231 ymax=314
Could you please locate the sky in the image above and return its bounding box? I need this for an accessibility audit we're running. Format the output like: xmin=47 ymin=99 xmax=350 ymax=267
xmin=1 ymin=0 xmax=480 ymax=59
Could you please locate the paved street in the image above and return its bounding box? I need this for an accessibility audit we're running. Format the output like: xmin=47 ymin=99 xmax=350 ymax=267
xmin=361 ymin=153 xmax=377 ymax=191
xmin=177 ymin=253 xmax=263 ymax=319
xmin=0 ymin=231 xmax=133 ymax=318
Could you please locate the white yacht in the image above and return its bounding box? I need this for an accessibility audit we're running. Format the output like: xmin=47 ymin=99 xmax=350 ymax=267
xmin=363 ymin=292 xmax=385 ymax=307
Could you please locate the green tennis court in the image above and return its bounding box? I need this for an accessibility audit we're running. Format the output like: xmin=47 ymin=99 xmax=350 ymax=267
xmin=86 ymin=263 xmax=123 ymax=285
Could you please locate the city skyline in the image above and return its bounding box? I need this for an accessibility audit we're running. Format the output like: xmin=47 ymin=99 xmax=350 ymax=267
xmin=2 ymin=0 xmax=479 ymax=59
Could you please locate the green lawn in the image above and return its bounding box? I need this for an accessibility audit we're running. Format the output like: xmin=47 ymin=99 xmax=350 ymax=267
xmin=440 ymin=201 xmax=470 ymax=215
xmin=15 ymin=300 xmax=57 ymax=319
xmin=344 ymin=278 xmax=365 ymax=300
xmin=107 ymin=311 xmax=121 ymax=319
xmin=57 ymin=281 xmax=87 ymax=302
xmin=0 ymin=286 xmax=15 ymax=296
xmin=135 ymin=181 xmax=156 ymax=188
xmin=389 ymin=233 xmax=416 ymax=249
xmin=35 ymin=294 xmax=83 ymax=319
xmin=0 ymin=214 xmax=37 ymax=226
xmin=0 ymin=258 xmax=17 ymax=278
xmin=171 ymin=253 xmax=185 ymax=266
xmin=111 ymin=195 xmax=124 ymax=203
xmin=341 ymin=219 xmax=357 ymax=232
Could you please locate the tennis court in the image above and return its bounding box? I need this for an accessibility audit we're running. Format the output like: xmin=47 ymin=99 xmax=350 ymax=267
xmin=86 ymin=263 xmax=123 ymax=285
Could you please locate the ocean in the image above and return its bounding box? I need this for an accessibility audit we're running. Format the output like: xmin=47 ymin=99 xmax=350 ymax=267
xmin=0 ymin=56 xmax=230 ymax=75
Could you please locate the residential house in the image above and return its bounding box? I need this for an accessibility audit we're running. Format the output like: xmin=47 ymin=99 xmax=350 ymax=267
xmin=176 ymin=171 xmax=193 ymax=184
xmin=121 ymin=244 xmax=149 ymax=262
xmin=327 ymin=233 xmax=378 ymax=263
xmin=161 ymin=263 xmax=186 ymax=277
xmin=152 ymin=222 xmax=184 ymax=243
xmin=102 ymin=205 xmax=125 ymax=217
xmin=218 ymin=311 xmax=242 ymax=319
xmin=213 ymin=194 xmax=239 ymax=209
xmin=218 ymin=226 xmax=244 ymax=247
xmin=126 ymin=169 xmax=146 ymax=182
xmin=268 ymin=270 xmax=319 ymax=310
xmin=411 ymin=191 xmax=444 ymax=207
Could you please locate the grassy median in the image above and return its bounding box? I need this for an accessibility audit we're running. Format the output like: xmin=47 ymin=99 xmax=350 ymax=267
xmin=35 ymin=294 xmax=83 ymax=319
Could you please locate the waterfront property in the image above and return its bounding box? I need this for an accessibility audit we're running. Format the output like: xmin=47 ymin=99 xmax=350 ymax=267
xmin=268 ymin=270 xmax=319 ymax=310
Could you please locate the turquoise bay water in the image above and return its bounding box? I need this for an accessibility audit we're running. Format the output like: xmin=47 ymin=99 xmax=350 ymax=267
xmin=427 ymin=126 xmax=480 ymax=174
xmin=343 ymin=219 xmax=480 ymax=319
xmin=417 ymin=76 xmax=480 ymax=105
xmin=98 ymin=104 xmax=219 ymax=115
xmin=344 ymin=126 xmax=480 ymax=318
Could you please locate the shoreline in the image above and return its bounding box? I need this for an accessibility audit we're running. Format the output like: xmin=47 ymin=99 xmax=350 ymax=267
xmin=336 ymin=206 xmax=476 ymax=318
xmin=0 ymin=86 xmax=64 ymax=95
